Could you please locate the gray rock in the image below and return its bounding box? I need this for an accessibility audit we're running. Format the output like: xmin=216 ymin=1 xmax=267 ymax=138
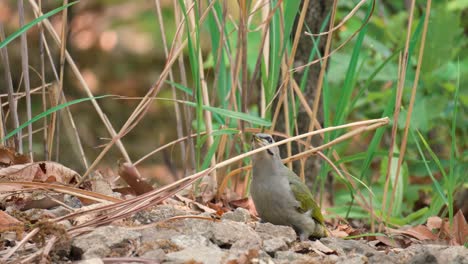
xmin=254 ymin=222 xmax=297 ymax=244
xmin=225 ymin=249 xmax=274 ymax=264
xmin=176 ymin=218 xmax=261 ymax=248
xmin=71 ymin=226 xmax=141 ymax=260
xmin=211 ymin=220 xmax=261 ymax=247
xmin=253 ymin=222 xmax=297 ymax=254
xmin=133 ymin=205 xmax=189 ymax=224
xmin=408 ymin=251 xmax=438 ymax=264
xmin=335 ymin=253 xmax=368 ymax=264
xmin=140 ymin=248 xmax=166 ymax=262
xmin=321 ymin=237 xmax=396 ymax=263
xmin=263 ymin=237 xmax=288 ymax=253
xmin=221 ymin=207 xmax=251 ymax=222
xmin=165 ymin=246 xmax=226 ymax=264
xmin=75 ymin=258 xmax=104 ymax=264
xmin=439 ymin=245 xmax=468 ymax=264
xmin=397 ymin=244 xmax=468 ymax=264
xmin=177 ymin=217 xmax=214 ymax=238
xmin=274 ymin=250 xmax=321 ymax=264
xmin=170 ymin=234 xmax=213 ymax=249
xmin=138 ymin=227 xmax=181 ymax=243
xmin=64 ymin=194 xmax=83 ymax=208
xmin=49 ymin=206 xmax=72 ymax=217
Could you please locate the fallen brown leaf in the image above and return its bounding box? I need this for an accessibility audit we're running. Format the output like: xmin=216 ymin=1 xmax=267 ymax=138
xmin=229 ymin=197 xmax=258 ymax=217
xmin=0 ymin=146 xmax=31 ymax=166
xmin=375 ymin=235 xmax=401 ymax=248
xmin=452 ymin=209 xmax=468 ymax=246
xmin=393 ymin=225 xmax=438 ymax=241
xmin=0 ymin=162 xmax=78 ymax=184
xmin=118 ymin=162 xmax=154 ymax=195
xmin=426 ymin=216 xmax=443 ymax=230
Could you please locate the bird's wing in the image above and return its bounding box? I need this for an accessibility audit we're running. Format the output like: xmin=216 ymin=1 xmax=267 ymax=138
xmin=285 ymin=168 xmax=325 ymax=225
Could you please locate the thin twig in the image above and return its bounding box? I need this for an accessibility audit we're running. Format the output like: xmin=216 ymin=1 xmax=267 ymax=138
xmin=388 ymin=0 xmax=431 ymax=221
xmin=0 ymin=23 xmax=22 ymax=152
xmin=381 ymin=0 xmax=416 ymax=228
xmin=18 ymin=0 xmax=33 ymax=159
xmin=154 ymin=0 xmax=186 ymax=170
xmin=1 ymin=228 xmax=39 ymax=261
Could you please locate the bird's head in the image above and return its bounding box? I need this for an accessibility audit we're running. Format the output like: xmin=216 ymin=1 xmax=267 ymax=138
xmin=251 ymin=133 xmax=281 ymax=162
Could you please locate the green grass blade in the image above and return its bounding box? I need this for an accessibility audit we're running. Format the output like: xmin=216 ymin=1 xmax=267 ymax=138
xmin=448 ymin=59 xmax=461 ymax=223
xmin=165 ymin=80 xmax=193 ymax=96
xmin=413 ymin=131 xmax=449 ymax=206
xmin=411 ymin=129 xmax=448 ymax=205
xmin=2 ymin=95 xmax=110 ymax=142
xmin=157 ymin=98 xmax=271 ymax=127
xmin=0 ymin=1 xmax=79 ymax=49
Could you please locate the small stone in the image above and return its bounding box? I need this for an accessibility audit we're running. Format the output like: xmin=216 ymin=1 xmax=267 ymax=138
xmin=64 ymin=194 xmax=83 ymax=208
xmin=221 ymin=207 xmax=251 ymax=222
xmin=48 ymin=206 xmax=72 ymax=217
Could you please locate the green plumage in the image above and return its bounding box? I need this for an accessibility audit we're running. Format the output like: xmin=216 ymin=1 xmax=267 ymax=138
xmin=286 ymin=170 xmax=325 ymax=225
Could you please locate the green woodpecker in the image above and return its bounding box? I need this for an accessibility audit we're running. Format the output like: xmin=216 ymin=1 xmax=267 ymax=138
xmin=250 ymin=133 xmax=327 ymax=240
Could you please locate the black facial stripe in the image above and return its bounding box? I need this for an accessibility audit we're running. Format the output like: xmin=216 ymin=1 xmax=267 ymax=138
xmin=266 ymin=149 xmax=274 ymax=155
xmin=259 ymin=135 xmax=273 ymax=143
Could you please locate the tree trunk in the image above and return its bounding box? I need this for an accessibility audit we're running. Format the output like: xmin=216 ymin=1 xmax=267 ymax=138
xmin=277 ymin=0 xmax=331 ymax=193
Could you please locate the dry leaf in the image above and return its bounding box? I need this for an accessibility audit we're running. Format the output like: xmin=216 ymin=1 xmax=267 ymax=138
xmin=207 ymin=201 xmax=227 ymax=216
xmin=330 ymin=230 xmax=348 ymax=238
xmin=199 ymin=174 xmax=217 ymax=203
xmin=0 ymin=210 xmax=24 ymax=241
xmin=293 ymin=240 xmax=335 ymax=256
xmin=0 ymin=146 xmax=31 ymax=166
xmin=310 ymin=240 xmax=335 ymax=254
xmin=396 ymin=225 xmax=438 ymax=241
xmin=375 ymin=235 xmax=400 ymax=248
xmin=452 ymin=209 xmax=468 ymax=245
xmin=118 ymin=162 xmax=153 ymax=195
xmin=427 ymin=216 xmax=443 ymax=230
xmin=330 ymin=224 xmax=357 ymax=238
xmin=0 ymin=162 xmax=79 ymax=184
xmin=229 ymin=197 xmax=258 ymax=217
xmin=175 ymin=194 xmax=216 ymax=214
xmin=0 ymin=210 xmax=23 ymax=232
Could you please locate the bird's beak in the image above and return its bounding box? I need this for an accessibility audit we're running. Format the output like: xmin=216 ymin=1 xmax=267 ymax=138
xmin=251 ymin=134 xmax=265 ymax=148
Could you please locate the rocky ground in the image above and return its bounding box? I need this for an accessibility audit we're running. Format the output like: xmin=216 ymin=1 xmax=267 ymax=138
xmin=34 ymin=203 xmax=468 ymax=263
xmin=1 ymin=193 xmax=467 ymax=264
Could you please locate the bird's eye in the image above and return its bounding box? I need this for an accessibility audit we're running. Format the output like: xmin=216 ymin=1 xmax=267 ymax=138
xmin=266 ymin=137 xmax=273 ymax=143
